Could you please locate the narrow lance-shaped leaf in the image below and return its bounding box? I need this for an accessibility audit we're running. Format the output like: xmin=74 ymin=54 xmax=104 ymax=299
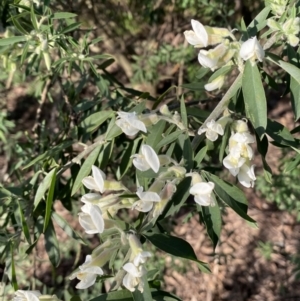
xmin=71 ymin=145 xmax=102 ymax=196
xmin=198 ymin=201 xmax=221 ymax=250
xmin=17 ymin=200 xmax=31 ymax=244
xmin=43 ymin=168 xmax=57 ymax=232
xmin=204 ymin=172 xmax=257 ymax=225
xmin=52 ymin=212 xmax=86 ymax=245
xmin=34 ymin=168 xmax=57 ymax=210
xmin=242 ymin=61 xmax=267 ymax=139
xmin=144 ymin=232 xmax=210 ymax=273
xmin=88 ymin=289 xmax=133 ymax=301
xmin=44 ymin=219 xmax=60 ymax=267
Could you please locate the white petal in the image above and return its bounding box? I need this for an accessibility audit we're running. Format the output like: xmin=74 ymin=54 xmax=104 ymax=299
xmin=184 ymin=30 xmax=203 ymax=46
xmin=92 ymin=165 xmax=106 ymax=193
xmin=190 ymin=182 xmax=214 ymax=196
xmin=239 ymin=37 xmax=256 ymax=61
xmin=139 ymin=191 xmax=161 ymax=202
xmin=132 ymin=200 xmax=154 ymax=212
xmin=76 ymin=273 xmax=97 ymax=289
xmin=132 ymin=156 xmax=150 ymax=171
xmin=123 ymin=263 xmax=141 ymax=277
xmin=82 ymin=176 xmax=98 ymax=190
xmin=123 ymin=273 xmax=137 ymax=292
xmin=191 ymin=19 xmax=208 ymax=47
xmin=238 ymin=164 xmax=256 ymax=188
xmin=89 ymin=205 xmax=105 ymax=233
xmin=198 ymin=51 xmax=218 ymax=69
xmin=131 ymin=119 xmax=147 ymax=133
xmin=142 ymin=145 xmax=160 ymax=173
xmin=81 ymin=193 xmax=101 ymax=203
xmin=206 ymin=129 xmax=218 ymax=141
xmin=194 ymin=194 xmax=213 ymax=206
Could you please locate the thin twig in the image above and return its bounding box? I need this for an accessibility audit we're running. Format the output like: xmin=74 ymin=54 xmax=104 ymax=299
xmin=32 ymin=78 xmax=52 ymax=136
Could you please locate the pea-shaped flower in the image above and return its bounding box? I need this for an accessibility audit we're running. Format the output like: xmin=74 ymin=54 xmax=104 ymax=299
xmin=82 ymin=165 xmax=106 ymax=193
xmin=184 ymin=19 xmax=208 ymax=48
xmin=189 ymin=182 xmax=215 ymax=206
xmin=78 ymin=203 xmax=104 ymax=234
xmin=239 ymin=36 xmax=264 ymax=63
xmin=131 ymin=144 xmax=160 ymax=173
xmin=133 ymin=187 xmax=161 ymax=212
xmin=116 ymin=111 xmax=147 ymax=136
xmin=123 ymin=263 xmax=146 ymax=292
xmin=198 ymin=120 xmax=224 ymax=141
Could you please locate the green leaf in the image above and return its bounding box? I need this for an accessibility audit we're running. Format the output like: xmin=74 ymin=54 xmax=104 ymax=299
xmin=159 ymin=177 xmax=191 ymax=220
xmin=156 ymin=130 xmax=184 ymax=150
xmin=196 ymin=67 xmax=210 ymax=79
xmin=182 ymin=134 xmax=193 ymax=170
xmin=17 ymin=200 xmax=31 ymax=244
xmin=52 ymin=212 xmax=86 ymax=245
xmin=10 ymin=243 xmax=18 ymax=290
xmin=0 ymin=36 xmax=27 ymax=46
xmin=44 ymin=219 xmax=60 ymax=267
xmin=144 ymin=232 xmax=210 ymax=273
xmin=52 ymin=12 xmax=77 ymax=19
xmin=105 ymin=117 xmax=122 ymax=140
xmin=30 ymin=5 xmax=38 ymax=30
xmin=43 ymin=168 xmax=57 ymax=232
xmin=71 ymin=145 xmax=102 ymax=196
xmin=290 ymin=77 xmax=300 ymax=120
xmin=208 ymin=65 xmax=232 ymax=82
xmin=34 ymin=168 xmax=57 ymax=211
xmin=117 ymin=138 xmax=141 ymax=180
xmin=194 ymin=145 xmax=207 ymax=166
xmin=266 ymin=119 xmax=297 ymax=147
xmin=181 ymin=82 xmax=204 ymax=92
xmin=284 ymin=153 xmax=300 ymax=173
xmin=80 ymin=111 xmax=113 ymax=133
xmin=245 ymin=7 xmax=271 ymax=38
xmin=255 ymin=133 xmax=272 ymax=183
xmin=204 ymin=172 xmax=256 ymax=225
xmin=180 ymin=96 xmax=188 ymax=128
xmin=59 ymin=22 xmax=82 ymax=34
xmin=267 ymin=53 xmax=300 ymax=84
xmin=186 ymin=107 xmax=210 ymax=120
xmin=199 ymin=202 xmax=221 ymax=250
xmin=151 ymin=289 xmax=182 ymax=301
xmin=89 ymin=290 xmax=133 ymax=301
xmin=242 ymin=61 xmax=267 ymax=139
xmin=146 ymin=120 xmax=166 ymax=151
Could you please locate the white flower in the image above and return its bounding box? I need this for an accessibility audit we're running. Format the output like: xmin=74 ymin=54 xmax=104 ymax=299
xmin=198 ymin=120 xmax=224 ymax=141
xmin=116 ymin=111 xmax=147 ymax=136
xmin=239 ymin=36 xmax=264 ymax=63
xmin=132 ymin=144 xmax=160 ymax=173
xmin=13 ymin=290 xmax=41 ymax=301
xmin=70 ymin=255 xmax=104 ymax=289
xmin=184 ymin=19 xmax=208 ymax=47
xmin=237 ymin=163 xmax=256 ymax=188
xmin=78 ymin=203 xmax=104 ymax=234
xmin=133 ymin=187 xmax=161 ymax=212
xmin=223 ymin=152 xmax=246 ymax=176
xmin=82 ymin=165 xmax=106 ymax=193
xmin=123 ymin=263 xmax=146 ymax=292
xmin=189 ymin=182 xmax=215 ymax=206
xmin=198 ymin=43 xmax=229 ymax=70
xmin=204 ymin=74 xmax=225 ymax=91
xmin=228 ymin=132 xmax=255 ymax=160
xmin=133 ymin=251 xmax=152 ymax=266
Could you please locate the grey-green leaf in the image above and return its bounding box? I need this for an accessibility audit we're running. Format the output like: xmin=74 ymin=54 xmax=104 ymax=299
xmin=242 ymin=61 xmax=267 ymax=139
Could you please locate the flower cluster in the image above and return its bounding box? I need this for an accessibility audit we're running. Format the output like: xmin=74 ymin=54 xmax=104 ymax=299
xmin=223 ymin=120 xmax=256 ymax=188
xmin=122 ymin=233 xmax=152 ymax=292
xmin=184 ymin=19 xmax=265 ymax=90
